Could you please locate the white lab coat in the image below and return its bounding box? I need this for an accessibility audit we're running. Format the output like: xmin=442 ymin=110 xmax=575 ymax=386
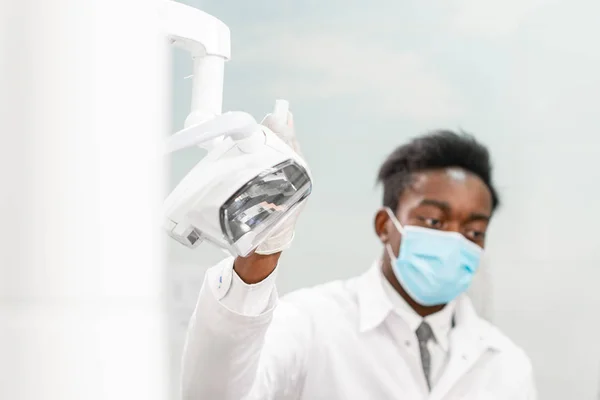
xmin=182 ymin=258 xmax=536 ymax=400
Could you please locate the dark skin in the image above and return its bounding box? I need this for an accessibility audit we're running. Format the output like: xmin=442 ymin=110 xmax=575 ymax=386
xmin=374 ymin=167 xmax=493 ymax=317
xmin=234 ymin=251 xmax=281 ymax=284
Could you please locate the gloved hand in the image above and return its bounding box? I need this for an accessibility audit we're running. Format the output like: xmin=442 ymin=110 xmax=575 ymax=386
xmin=254 ymin=108 xmax=307 ymax=255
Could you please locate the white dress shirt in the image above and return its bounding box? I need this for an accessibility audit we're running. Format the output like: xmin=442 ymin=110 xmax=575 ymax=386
xmin=380 ymin=271 xmax=456 ymax=388
xmin=182 ymin=257 xmax=536 ymax=400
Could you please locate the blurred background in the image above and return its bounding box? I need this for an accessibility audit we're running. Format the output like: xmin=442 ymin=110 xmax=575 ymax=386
xmin=167 ymin=1 xmax=600 ymax=398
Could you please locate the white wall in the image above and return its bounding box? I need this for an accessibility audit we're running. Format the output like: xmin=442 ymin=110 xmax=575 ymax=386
xmin=167 ymin=1 xmax=600 ymax=398
xmin=1 ymin=1 xmax=170 ymax=398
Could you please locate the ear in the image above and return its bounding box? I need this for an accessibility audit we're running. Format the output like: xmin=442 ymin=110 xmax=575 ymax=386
xmin=374 ymin=208 xmax=391 ymax=243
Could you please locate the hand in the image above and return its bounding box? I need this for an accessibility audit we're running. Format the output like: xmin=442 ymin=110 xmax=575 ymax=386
xmin=254 ymin=108 xmax=307 ymax=255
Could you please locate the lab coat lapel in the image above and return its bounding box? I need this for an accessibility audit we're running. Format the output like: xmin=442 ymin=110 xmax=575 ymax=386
xmin=429 ymin=295 xmax=499 ymax=400
xmin=430 ymin=327 xmax=487 ymax=398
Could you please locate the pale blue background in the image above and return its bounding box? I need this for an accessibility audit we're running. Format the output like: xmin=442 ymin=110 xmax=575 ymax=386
xmin=167 ymin=1 xmax=600 ymax=398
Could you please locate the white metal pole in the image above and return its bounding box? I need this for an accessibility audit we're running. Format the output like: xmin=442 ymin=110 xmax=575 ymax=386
xmin=186 ymin=54 xmax=226 ymax=151
xmin=187 ymin=55 xmax=225 ymax=126
xmin=0 ymin=0 xmax=169 ymax=399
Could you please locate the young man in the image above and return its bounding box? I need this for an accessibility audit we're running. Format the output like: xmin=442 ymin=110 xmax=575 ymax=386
xmin=181 ymin=116 xmax=536 ymax=399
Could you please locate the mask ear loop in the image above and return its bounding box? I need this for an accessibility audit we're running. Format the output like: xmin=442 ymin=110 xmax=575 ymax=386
xmin=384 ymin=207 xmax=404 ymax=234
xmin=384 ymin=207 xmax=405 ymax=260
xmin=385 ymin=244 xmax=397 ymax=261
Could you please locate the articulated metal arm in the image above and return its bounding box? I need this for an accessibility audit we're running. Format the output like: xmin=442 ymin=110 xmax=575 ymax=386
xmin=160 ymin=0 xmax=232 ymax=150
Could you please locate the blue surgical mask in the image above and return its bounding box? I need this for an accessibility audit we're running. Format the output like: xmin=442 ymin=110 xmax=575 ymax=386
xmin=384 ymin=208 xmax=483 ymax=306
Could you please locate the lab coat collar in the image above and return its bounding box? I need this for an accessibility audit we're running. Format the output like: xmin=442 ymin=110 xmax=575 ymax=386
xmin=451 ymin=294 xmax=506 ymax=352
xmin=356 ymin=262 xmax=506 ymax=352
xmin=357 ymin=262 xmax=394 ymax=333
xmin=429 ymin=295 xmax=510 ymax=399
xmin=357 ymin=262 xmax=511 ymax=398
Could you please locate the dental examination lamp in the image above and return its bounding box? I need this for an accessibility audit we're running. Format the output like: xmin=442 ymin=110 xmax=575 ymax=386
xmin=160 ymin=1 xmax=313 ymax=257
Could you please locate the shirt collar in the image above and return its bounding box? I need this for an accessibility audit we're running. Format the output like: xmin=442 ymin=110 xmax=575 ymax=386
xmin=359 ymin=263 xmax=511 ymax=357
xmin=357 ymin=261 xmax=456 ymax=339
xmin=356 ymin=261 xmax=507 ymax=349
xmin=378 ymin=265 xmax=455 ymax=351
xmin=424 ymin=301 xmax=455 ymax=351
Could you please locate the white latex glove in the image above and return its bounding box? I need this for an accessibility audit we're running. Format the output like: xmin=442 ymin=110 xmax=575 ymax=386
xmin=254 ymin=108 xmax=307 ymax=255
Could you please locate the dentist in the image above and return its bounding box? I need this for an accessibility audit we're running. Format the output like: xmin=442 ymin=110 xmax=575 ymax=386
xmin=181 ymin=113 xmax=536 ymax=400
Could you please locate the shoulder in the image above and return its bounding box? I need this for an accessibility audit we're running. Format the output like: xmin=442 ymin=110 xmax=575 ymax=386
xmin=277 ymin=275 xmax=362 ymax=318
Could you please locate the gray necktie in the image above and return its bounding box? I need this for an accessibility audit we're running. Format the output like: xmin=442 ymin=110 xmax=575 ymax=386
xmin=416 ymin=321 xmax=434 ymax=390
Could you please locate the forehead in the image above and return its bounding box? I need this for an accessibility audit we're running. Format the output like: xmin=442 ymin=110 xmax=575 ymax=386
xmin=397 ymin=168 xmax=493 ymax=216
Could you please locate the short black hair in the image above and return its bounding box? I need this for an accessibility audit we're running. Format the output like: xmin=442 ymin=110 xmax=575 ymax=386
xmin=377 ymin=130 xmax=500 ymax=212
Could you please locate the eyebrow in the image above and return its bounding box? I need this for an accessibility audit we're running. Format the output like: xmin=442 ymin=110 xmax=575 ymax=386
xmin=418 ymin=199 xmax=491 ymax=221
xmin=419 ymin=199 xmax=451 ymax=211
xmin=467 ymin=213 xmax=490 ymax=222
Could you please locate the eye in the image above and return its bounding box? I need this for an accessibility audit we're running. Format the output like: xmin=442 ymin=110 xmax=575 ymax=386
xmin=466 ymin=230 xmax=486 ymax=241
xmin=417 ymin=216 xmax=443 ymax=229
